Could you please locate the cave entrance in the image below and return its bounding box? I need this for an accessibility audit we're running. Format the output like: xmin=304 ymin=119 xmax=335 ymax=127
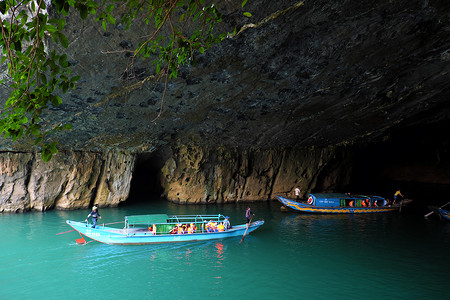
xmin=125 ymin=146 xmax=171 ymax=204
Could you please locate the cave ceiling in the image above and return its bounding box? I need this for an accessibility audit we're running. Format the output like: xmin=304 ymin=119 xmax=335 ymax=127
xmin=1 ymin=0 xmax=449 ymax=153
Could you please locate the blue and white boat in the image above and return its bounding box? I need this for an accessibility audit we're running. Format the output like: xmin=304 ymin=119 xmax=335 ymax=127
xmin=67 ymin=214 xmax=264 ymax=245
xmin=277 ymin=193 xmax=412 ymax=214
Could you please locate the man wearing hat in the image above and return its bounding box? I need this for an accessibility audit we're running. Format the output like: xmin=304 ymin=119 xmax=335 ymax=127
xmin=85 ymin=205 xmax=101 ymax=228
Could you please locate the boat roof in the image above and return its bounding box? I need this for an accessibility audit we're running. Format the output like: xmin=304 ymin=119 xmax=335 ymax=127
xmin=125 ymin=214 xmax=169 ymax=225
xmin=124 ymin=214 xmax=226 ymax=226
xmin=311 ymin=193 xmax=384 ymax=199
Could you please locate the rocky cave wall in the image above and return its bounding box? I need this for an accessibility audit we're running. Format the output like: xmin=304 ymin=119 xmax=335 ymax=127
xmin=0 ymin=151 xmax=135 ymax=212
xmin=160 ymin=145 xmax=354 ymax=204
xmin=1 ymin=144 xmax=355 ymax=212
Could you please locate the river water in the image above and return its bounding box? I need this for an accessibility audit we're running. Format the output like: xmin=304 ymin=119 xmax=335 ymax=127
xmin=1 ymin=198 xmax=449 ymax=299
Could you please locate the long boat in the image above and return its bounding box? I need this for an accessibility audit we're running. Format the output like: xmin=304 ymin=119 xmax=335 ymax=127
xmin=277 ymin=193 xmax=412 ymax=214
xmin=428 ymin=207 xmax=450 ymax=221
xmin=66 ymin=214 xmax=264 ymax=245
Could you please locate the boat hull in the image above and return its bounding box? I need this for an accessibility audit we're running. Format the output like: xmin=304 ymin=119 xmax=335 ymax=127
xmin=277 ymin=196 xmax=405 ymax=214
xmin=67 ymin=220 xmax=264 ymax=245
xmin=429 ymin=207 xmax=450 ymax=221
xmin=438 ymin=208 xmax=450 ymax=220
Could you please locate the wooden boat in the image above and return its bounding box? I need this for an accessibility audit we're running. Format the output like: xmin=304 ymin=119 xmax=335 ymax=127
xmin=66 ymin=214 xmax=264 ymax=245
xmin=277 ymin=193 xmax=412 ymax=214
xmin=428 ymin=207 xmax=450 ymax=221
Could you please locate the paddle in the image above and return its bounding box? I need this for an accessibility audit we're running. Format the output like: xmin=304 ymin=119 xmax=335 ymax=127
xmin=75 ymin=232 xmax=87 ymax=244
xmin=239 ymin=216 xmax=253 ymax=245
xmin=56 ymin=229 xmax=76 ymax=235
xmin=424 ymin=202 xmax=450 ymax=218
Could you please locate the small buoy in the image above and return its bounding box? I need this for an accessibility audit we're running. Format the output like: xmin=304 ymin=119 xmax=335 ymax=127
xmin=280 ymin=206 xmax=288 ymax=212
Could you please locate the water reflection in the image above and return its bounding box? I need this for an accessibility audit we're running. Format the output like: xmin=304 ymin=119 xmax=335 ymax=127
xmin=215 ymin=242 xmax=224 ymax=262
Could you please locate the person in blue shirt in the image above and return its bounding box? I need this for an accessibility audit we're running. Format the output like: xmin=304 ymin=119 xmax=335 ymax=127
xmin=85 ymin=205 xmax=101 ymax=228
xmin=223 ymin=216 xmax=231 ymax=229
xmin=245 ymin=207 xmax=254 ymax=224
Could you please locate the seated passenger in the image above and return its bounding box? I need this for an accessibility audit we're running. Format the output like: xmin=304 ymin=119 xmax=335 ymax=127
xmin=349 ymin=200 xmax=354 ymax=207
xmin=206 ymin=221 xmax=214 ymax=233
xmin=177 ymin=224 xmax=185 ymax=234
xmin=148 ymin=224 xmax=156 ymax=235
xmin=169 ymin=225 xmax=178 ymax=234
xmin=361 ymin=201 xmax=367 ymax=207
xmin=187 ymin=223 xmax=196 ymax=234
xmin=217 ymin=223 xmax=225 ymax=232
xmin=374 ymin=200 xmax=378 ymax=207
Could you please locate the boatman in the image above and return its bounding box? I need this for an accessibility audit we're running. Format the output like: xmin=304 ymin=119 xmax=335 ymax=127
xmin=85 ymin=205 xmax=101 ymax=228
xmin=245 ymin=206 xmax=254 ymax=225
xmin=394 ymin=190 xmax=403 ymax=204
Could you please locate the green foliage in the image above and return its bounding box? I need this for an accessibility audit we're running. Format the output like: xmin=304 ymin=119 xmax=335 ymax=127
xmin=113 ymin=0 xmax=231 ymax=80
xmin=1 ymin=0 xmax=248 ymax=161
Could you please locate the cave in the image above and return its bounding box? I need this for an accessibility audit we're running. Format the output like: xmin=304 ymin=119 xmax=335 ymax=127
xmin=126 ymin=146 xmax=172 ymax=204
xmin=1 ymin=0 xmax=449 ymax=213
xmin=123 ymin=119 xmax=450 ymax=213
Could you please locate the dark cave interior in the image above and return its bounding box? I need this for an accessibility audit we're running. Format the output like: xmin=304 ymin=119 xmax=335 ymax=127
xmin=127 ymin=120 xmax=450 ymax=214
xmin=126 ymin=146 xmax=172 ymax=203
xmin=349 ymin=119 xmax=450 ymax=213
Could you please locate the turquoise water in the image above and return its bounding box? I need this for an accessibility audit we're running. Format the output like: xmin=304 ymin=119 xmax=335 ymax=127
xmin=1 ymin=199 xmax=449 ymax=299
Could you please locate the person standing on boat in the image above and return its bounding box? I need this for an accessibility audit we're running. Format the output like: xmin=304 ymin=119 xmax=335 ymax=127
xmin=245 ymin=207 xmax=254 ymax=225
xmin=394 ymin=190 xmax=403 ymax=204
xmin=294 ymin=187 xmax=301 ymax=200
xmin=223 ymin=216 xmax=231 ymax=230
xmin=85 ymin=205 xmax=101 ymax=228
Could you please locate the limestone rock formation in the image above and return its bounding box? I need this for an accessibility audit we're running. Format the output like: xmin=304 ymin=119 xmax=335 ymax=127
xmin=161 ymin=145 xmax=353 ymax=203
xmin=0 ymin=151 xmax=135 ymax=212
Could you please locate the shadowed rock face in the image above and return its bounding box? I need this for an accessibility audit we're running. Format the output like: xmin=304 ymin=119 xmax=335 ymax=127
xmin=1 ymin=0 xmax=449 ymax=151
xmin=1 ymin=0 xmax=450 ymax=210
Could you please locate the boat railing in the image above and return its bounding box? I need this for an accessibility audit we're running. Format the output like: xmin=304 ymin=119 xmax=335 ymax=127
xmin=167 ymin=214 xmax=225 ymax=224
xmin=125 ymin=214 xmax=227 ymax=235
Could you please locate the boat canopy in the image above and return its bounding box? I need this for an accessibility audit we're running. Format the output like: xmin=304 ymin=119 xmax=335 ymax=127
xmin=124 ymin=214 xmax=227 ymax=227
xmin=309 ymin=193 xmax=386 ymax=207
xmin=125 ymin=214 xmax=169 ymax=226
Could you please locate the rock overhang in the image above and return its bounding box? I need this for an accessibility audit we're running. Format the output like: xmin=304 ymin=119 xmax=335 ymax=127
xmin=0 ymin=0 xmax=449 ymax=153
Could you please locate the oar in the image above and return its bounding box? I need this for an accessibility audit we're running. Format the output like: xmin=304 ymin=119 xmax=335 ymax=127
xmin=75 ymin=232 xmax=87 ymax=244
xmin=425 ymin=202 xmax=450 ymax=218
xmin=239 ymin=216 xmax=253 ymax=245
xmin=56 ymin=229 xmax=76 ymax=235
